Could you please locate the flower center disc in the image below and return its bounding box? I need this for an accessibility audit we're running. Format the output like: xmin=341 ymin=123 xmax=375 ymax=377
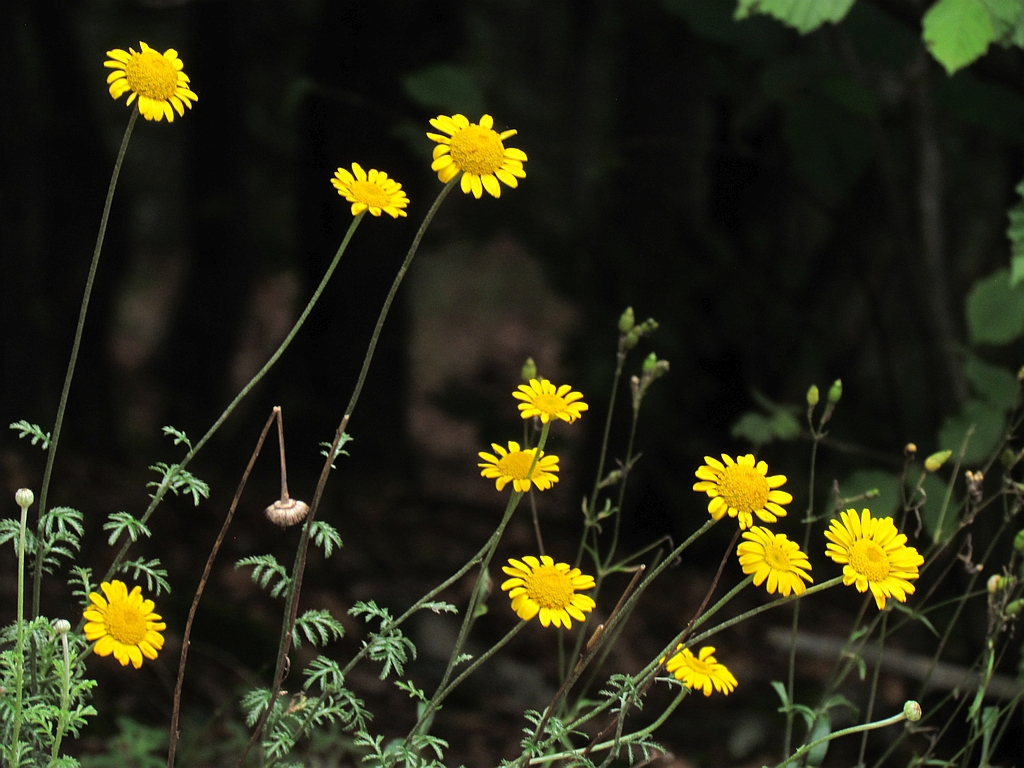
xmin=532 ymin=393 xmax=565 ymax=415
xmin=499 ymin=451 xmax=534 ymax=480
xmin=764 ymin=543 xmax=791 ymax=571
xmin=449 ymin=124 xmax=505 ymax=175
xmin=351 ymin=179 xmax=392 ymax=208
xmin=524 ymin=565 xmax=574 ymax=608
xmin=106 ymin=602 xmax=148 ymax=645
xmin=125 ymin=50 xmax=178 ymax=100
xmin=850 ymin=539 xmax=890 ymax=581
xmin=718 ymin=465 xmax=769 ymax=511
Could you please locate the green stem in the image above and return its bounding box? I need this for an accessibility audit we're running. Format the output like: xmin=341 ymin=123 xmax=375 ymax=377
xmin=34 ymin=109 xmax=139 ymax=617
xmin=527 ymin=687 xmax=687 ymax=765
xmin=687 ymin=577 xmax=843 ymax=649
xmin=51 ymin=628 xmax=72 ymax=761
xmin=12 ymin=499 xmax=29 ymax=754
xmin=774 ymin=703 xmax=918 ymax=768
xmin=97 ymin=211 xmax=366 ymax=593
xmin=240 ymin=181 xmax=455 ymax=765
xmin=433 ymin=621 xmax=526 ymax=704
xmin=339 ymin=179 xmax=455 ymax=418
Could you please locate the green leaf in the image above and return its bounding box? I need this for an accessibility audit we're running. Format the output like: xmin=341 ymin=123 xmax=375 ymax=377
xmin=923 ymin=0 xmax=995 ymax=75
xmin=983 ymin=0 xmax=1024 ymax=43
xmin=735 ymin=0 xmax=855 ymax=33
xmin=966 ymin=269 xmax=1024 ymax=344
xmin=963 ymin=354 xmax=1018 ymax=409
xmin=403 ymin=64 xmax=485 ymax=116
xmin=938 ymin=399 xmax=1006 ymax=464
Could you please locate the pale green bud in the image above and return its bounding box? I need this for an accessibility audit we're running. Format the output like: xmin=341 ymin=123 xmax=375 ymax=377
xmin=618 ymin=307 xmax=635 ymax=334
xmin=1006 ymin=598 xmax=1024 ymax=617
xmin=53 ymin=619 xmax=71 ymax=635
xmin=827 ymin=379 xmax=843 ymax=405
xmin=806 ymin=385 xmax=820 ymax=407
xmin=642 ymin=352 xmax=658 ymax=374
xmin=903 ymin=701 xmax=922 ymax=722
xmin=1014 ymin=529 xmax=1024 ymax=552
xmin=623 ymin=329 xmax=640 ymax=350
xmin=15 ymin=488 xmax=34 ymax=510
xmin=924 ymin=450 xmax=952 ymax=473
xmin=521 ymin=357 xmax=537 ymax=382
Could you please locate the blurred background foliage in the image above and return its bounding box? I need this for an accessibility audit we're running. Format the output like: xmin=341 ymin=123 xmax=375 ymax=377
xmin=4 ymin=0 xmax=1024 ymax=763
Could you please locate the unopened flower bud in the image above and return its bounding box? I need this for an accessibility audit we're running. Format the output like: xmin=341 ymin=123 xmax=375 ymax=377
xmin=905 ymin=443 xmax=918 ymax=456
xmin=53 ymin=619 xmax=71 ymax=635
xmin=1006 ymin=598 xmax=1024 ymax=617
xmin=827 ymin=379 xmax=843 ymax=405
xmin=640 ymin=318 xmax=659 ymax=334
xmin=1014 ymin=529 xmax=1024 ymax=552
xmin=623 ymin=329 xmax=640 ymax=350
xmin=1002 ymin=449 xmax=1017 ymax=468
xmin=618 ymin=307 xmax=635 ymax=334
xmin=987 ymin=574 xmax=1002 ymax=594
xmin=806 ymin=385 xmax=820 ymax=407
xmin=924 ymin=450 xmax=952 ymax=473
xmin=521 ymin=357 xmax=537 ymax=382
xmin=642 ymin=352 xmax=658 ymax=374
xmin=15 ymin=488 xmax=34 ymax=510
xmin=903 ymin=701 xmax=922 ymax=722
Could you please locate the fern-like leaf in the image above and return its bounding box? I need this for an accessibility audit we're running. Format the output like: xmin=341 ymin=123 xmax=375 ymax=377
xmin=310 ymin=520 xmax=343 ymax=558
xmin=293 ymin=609 xmax=345 ymax=648
xmin=235 ymin=554 xmax=291 ymax=598
xmin=9 ymin=420 xmax=51 ymax=450
xmin=117 ymin=557 xmax=170 ymax=595
xmin=102 ymin=511 xmax=151 ymax=546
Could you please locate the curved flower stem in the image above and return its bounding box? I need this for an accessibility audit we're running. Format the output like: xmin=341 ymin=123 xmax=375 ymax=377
xmin=167 ymin=407 xmax=280 ymax=768
xmin=785 ymin=414 xmax=824 ymax=756
xmin=11 ymin=499 xmax=30 ymax=754
xmin=33 ymin=109 xmax=139 ymax=618
xmin=97 ymin=212 xmax=366 ymax=593
xmin=773 ymin=703 xmax=919 ymax=768
xmin=239 ymin=181 xmax=455 ymax=766
xmin=688 ymin=577 xmax=843 ymax=648
xmin=434 ymin=620 xmax=526 ymax=703
xmin=405 ymin=423 xmax=552 ymax=745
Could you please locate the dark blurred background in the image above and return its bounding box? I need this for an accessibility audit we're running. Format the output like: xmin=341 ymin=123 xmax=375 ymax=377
xmin=3 ymin=0 xmax=1024 ymax=764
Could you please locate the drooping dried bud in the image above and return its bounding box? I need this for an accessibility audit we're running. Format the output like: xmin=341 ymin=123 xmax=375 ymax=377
xmin=265 ymin=497 xmax=309 ymax=527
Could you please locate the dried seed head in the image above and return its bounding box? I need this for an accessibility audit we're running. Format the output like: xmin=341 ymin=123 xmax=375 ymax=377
xmin=265 ymin=497 xmax=309 ymax=527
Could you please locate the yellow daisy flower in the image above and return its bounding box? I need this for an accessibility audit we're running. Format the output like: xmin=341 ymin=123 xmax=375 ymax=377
xmin=427 ymin=113 xmax=527 ymax=198
xmin=104 ymin=42 xmax=197 ymax=122
xmin=664 ymin=645 xmax=737 ymax=696
xmin=693 ymin=453 xmax=792 ymax=530
xmin=513 ymin=379 xmax=589 ymax=424
xmin=825 ymin=508 xmax=924 ymax=610
xmin=478 ymin=441 xmax=559 ymax=492
xmin=501 ymin=555 xmax=596 ymax=629
xmin=83 ymin=580 xmax=166 ymax=668
xmin=737 ymin=526 xmax=813 ymax=597
xmin=331 ymin=163 xmax=409 ymax=218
